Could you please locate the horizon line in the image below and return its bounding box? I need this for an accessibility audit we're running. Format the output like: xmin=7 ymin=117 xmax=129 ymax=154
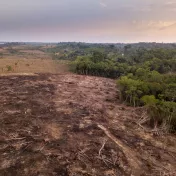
xmin=1 ymin=41 xmax=176 ymax=44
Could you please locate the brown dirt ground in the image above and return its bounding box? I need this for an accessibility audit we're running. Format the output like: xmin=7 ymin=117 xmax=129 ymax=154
xmin=0 ymin=73 xmax=175 ymax=176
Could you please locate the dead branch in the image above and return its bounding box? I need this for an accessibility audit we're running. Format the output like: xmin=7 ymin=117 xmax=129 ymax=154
xmin=98 ymin=138 xmax=107 ymax=156
xmin=5 ymin=137 xmax=26 ymax=141
xmin=97 ymin=124 xmax=142 ymax=176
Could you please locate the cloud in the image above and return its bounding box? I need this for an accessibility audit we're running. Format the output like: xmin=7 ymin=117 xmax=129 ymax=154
xmin=0 ymin=0 xmax=176 ymax=42
xmin=150 ymin=1 xmax=176 ymax=11
xmin=159 ymin=22 xmax=176 ymax=30
xmin=100 ymin=1 xmax=107 ymax=8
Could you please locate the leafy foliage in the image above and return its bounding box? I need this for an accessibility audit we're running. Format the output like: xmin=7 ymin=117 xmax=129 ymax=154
xmin=117 ymin=71 xmax=176 ymax=131
xmin=141 ymin=96 xmax=176 ymax=131
xmin=71 ymin=51 xmax=125 ymax=78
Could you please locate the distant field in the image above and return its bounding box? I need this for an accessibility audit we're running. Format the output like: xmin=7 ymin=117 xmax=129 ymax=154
xmin=19 ymin=50 xmax=45 ymax=54
xmin=0 ymin=44 xmax=70 ymax=74
xmin=0 ymin=44 xmax=53 ymax=60
xmin=0 ymin=58 xmax=69 ymax=74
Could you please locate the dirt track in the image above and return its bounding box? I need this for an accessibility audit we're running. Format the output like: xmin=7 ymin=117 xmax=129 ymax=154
xmin=0 ymin=73 xmax=176 ymax=176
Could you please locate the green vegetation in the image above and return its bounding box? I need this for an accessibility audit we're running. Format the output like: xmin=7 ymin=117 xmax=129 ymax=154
xmin=71 ymin=51 xmax=124 ymax=78
xmin=6 ymin=65 xmax=13 ymax=71
xmin=118 ymin=73 xmax=176 ymax=131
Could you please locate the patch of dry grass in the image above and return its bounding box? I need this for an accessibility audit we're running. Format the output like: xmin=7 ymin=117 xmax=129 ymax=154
xmin=0 ymin=59 xmax=69 ymax=74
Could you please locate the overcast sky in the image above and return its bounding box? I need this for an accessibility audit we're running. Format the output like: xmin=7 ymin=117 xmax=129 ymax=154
xmin=0 ymin=0 xmax=176 ymax=43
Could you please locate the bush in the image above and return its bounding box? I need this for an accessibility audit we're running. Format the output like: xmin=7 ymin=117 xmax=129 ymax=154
xmin=72 ymin=54 xmax=121 ymax=78
xmin=117 ymin=76 xmax=149 ymax=106
xmin=118 ymin=74 xmax=176 ymax=131
xmin=6 ymin=65 xmax=13 ymax=72
xmin=141 ymin=95 xmax=176 ymax=131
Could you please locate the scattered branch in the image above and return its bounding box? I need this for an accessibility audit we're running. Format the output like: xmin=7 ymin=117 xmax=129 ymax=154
xmin=97 ymin=124 xmax=142 ymax=175
xmin=98 ymin=138 xmax=107 ymax=157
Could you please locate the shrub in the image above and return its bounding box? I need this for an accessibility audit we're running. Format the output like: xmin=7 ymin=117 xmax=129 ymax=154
xmin=117 ymin=76 xmax=149 ymax=106
xmin=141 ymin=95 xmax=176 ymax=131
xmin=6 ymin=65 xmax=13 ymax=72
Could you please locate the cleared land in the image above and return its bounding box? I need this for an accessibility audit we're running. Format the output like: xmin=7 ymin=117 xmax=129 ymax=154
xmin=0 ymin=44 xmax=175 ymax=175
xmin=0 ymin=59 xmax=69 ymax=74
xmin=0 ymin=44 xmax=70 ymax=74
xmin=0 ymin=73 xmax=175 ymax=176
xmin=0 ymin=45 xmax=52 ymax=60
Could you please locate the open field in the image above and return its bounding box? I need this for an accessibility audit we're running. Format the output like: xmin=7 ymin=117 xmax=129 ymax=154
xmin=0 ymin=43 xmax=175 ymax=175
xmin=0 ymin=73 xmax=175 ymax=176
xmin=0 ymin=59 xmax=69 ymax=74
xmin=0 ymin=44 xmax=70 ymax=74
xmin=0 ymin=44 xmax=52 ymax=60
xmin=19 ymin=50 xmax=45 ymax=54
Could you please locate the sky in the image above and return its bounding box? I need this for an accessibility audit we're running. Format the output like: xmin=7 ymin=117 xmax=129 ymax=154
xmin=0 ymin=0 xmax=176 ymax=43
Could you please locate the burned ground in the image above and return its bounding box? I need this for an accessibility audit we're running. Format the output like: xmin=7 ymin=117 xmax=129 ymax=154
xmin=0 ymin=74 xmax=175 ymax=176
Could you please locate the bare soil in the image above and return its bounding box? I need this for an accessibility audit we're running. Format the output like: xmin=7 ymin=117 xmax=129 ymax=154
xmin=0 ymin=73 xmax=175 ymax=176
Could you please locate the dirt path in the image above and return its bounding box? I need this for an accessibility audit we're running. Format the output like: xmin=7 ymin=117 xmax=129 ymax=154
xmin=0 ymin=73 xmax=175 ymax=176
